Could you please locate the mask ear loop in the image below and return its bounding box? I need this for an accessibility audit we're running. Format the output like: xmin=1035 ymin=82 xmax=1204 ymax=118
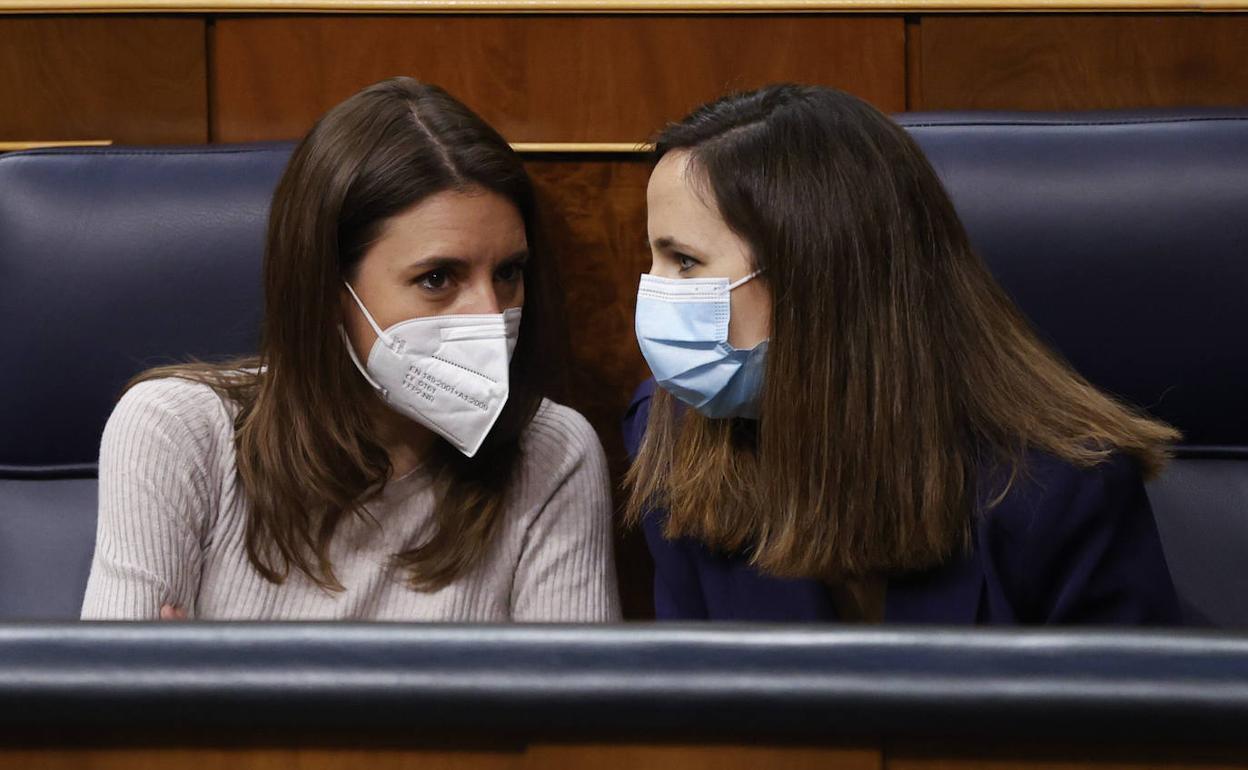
xmin=721 ymin=269 xmax=766 ymax=352
xmin=340 ymin=281 xmax=389 ymax=397
xmin=342 ymin=281 xmax=393 ymax=348
xmin=339 ymin=327 xmax=387 ymax=397
xmin=727 ymin=269 xmax=764 ymax=291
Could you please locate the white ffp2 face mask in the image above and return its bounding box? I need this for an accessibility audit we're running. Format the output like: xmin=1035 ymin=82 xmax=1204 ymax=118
xmin=341 ymin=282 xmax=521 ymax=458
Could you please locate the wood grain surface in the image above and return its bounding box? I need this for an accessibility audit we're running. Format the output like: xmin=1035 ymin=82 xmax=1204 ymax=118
xmin=527 ymin=155 xmax=655 ymax=618
xmin=0 ymin=16 xmax=207 ymax=143
xmin=211 ymin=14 xmax=905 ymax=142
xmin=0 ymin=743 xmax=881 ymax=770
xmin=916 ymin=14 xmax=1248 ymax=110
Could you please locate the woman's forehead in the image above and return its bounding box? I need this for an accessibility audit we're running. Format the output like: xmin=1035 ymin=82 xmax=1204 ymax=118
xmin=371 ymin=189 xmax=528 ymax=265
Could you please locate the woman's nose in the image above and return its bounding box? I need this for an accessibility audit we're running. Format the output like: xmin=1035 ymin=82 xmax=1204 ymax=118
xmin=458 ymin=281 xmax=503 ymax=315
xmin=648 ymin=258 xmax=678 ymax=279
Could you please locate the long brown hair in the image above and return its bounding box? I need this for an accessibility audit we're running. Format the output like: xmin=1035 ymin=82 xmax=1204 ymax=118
xmin=131 ymin=77 xmax=562 ymax=591
xmin=626 ymin=84 xmax=1179 ymax=582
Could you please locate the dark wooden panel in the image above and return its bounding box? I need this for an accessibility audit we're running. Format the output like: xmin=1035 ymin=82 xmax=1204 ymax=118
xmin=0 ymin=16 xmax=207 ymax=143
xmin=212 ymin=15 xmax=905 ymax=142
xmin=0 ymin=747 xmax=522 ymax=770
xmin=886 ymin=740 xmax=1248 ymax=770
xmin=917 ymin=15 xmax=1248 ymax=110
xmin=0 ymin=743 xmax=878 ymax=770
xmin=527 ymin=157 xmax=650 ymax=471
xmin=889 ymin=760 xmax=1245 ymax=770
xmin=526 ymin=156 xmax=654 ymax=619
xmin=526 ymin=743 xmax=881 ymax=769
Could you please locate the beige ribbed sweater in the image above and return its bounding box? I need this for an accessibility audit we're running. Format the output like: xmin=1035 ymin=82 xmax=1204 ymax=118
xmin=80 ymin=378 xmax=620 ymax=622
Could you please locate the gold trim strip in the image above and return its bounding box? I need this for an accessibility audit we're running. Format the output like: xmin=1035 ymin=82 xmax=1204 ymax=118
xmin=0 ymin=140 xmax=113 ymax=151
xmin=2 ymin=0 xmax=1245 ymax=12
xmin=512 ymin=142 xmax=653 ymax=153
xmin=0 ymin=140 xmax=644 ymax=154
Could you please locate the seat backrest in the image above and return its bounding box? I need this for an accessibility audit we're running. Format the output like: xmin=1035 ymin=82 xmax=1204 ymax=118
xmin=1144 ymin=459 xmax=1248 ymax=626
xmin=0 ymin=479 xmax=99 ymax=619
xmin=899 ymin=112 xmax=1248 ymax=626
xmin=3 ymin=114 xmax=1246 ymax=624
xmin=0 ymin=145 xmax=291 ymax=619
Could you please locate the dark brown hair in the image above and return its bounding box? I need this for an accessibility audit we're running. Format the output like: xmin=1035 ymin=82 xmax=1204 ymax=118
xmin=132 ymin=77 xmax=562 ymax=591
xmin=626 ymin=84 xmax=1179 ymax=582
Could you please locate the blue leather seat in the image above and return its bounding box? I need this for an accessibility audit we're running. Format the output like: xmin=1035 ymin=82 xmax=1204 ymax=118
xmin=0 ymin=145 xmax=291 ymax=619
xmin=897 ymin=112 xmax=1248 ymax=626
xmin=2 ymin=112 xmax=1246 ymax=624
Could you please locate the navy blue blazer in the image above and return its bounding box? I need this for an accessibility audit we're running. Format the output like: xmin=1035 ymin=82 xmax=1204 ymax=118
xmin=624 ymin=380 xmax=1182 ymax=625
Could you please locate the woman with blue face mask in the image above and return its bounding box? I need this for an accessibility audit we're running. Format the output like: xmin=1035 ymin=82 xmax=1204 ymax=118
xmin=80 ymin=78 xmax=619 ymax=622
xmin=624 ymin=84 xmax=1182 ymax=625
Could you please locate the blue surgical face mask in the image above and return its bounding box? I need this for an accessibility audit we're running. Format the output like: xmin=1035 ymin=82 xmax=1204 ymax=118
xmin=635 ymin=271 xmax=767 ymax=419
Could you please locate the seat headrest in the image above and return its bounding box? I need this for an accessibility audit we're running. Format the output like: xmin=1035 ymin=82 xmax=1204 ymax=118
xmin=0 ymin=145 xmax=292 ymax=477
xmin=3 ymin=113 xmax=1246 ymax=476
xmin=899 ymin=112 xmax=1248 ymax=455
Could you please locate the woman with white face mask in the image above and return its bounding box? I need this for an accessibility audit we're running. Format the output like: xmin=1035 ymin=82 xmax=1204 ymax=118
xmin=81 ymin=78 xmax=619 ymax=622
xmin=625 ymin=84 xmax=1182 ymax=625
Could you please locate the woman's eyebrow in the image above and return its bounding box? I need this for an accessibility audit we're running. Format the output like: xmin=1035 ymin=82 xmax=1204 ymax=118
xmin=404 ymin=255 xmax=470 ymax=273
xmin=653 ymin=236 xmax=702 ymax=256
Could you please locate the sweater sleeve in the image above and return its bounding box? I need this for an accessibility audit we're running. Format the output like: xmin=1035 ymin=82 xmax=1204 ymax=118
xmin=510 ymin=407 xmax=621 ymax=622
xmin=80 ymin=380 xmax=219 ymax=620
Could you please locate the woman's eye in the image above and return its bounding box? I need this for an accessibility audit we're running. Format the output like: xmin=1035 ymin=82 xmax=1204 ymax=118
xmin=496 ymin=262 xmax=525 ymax=283
xmin=676 ymin=254 xmax=699 ymax=272
xmin=418 ymin=269 xmax=450 ymax=291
